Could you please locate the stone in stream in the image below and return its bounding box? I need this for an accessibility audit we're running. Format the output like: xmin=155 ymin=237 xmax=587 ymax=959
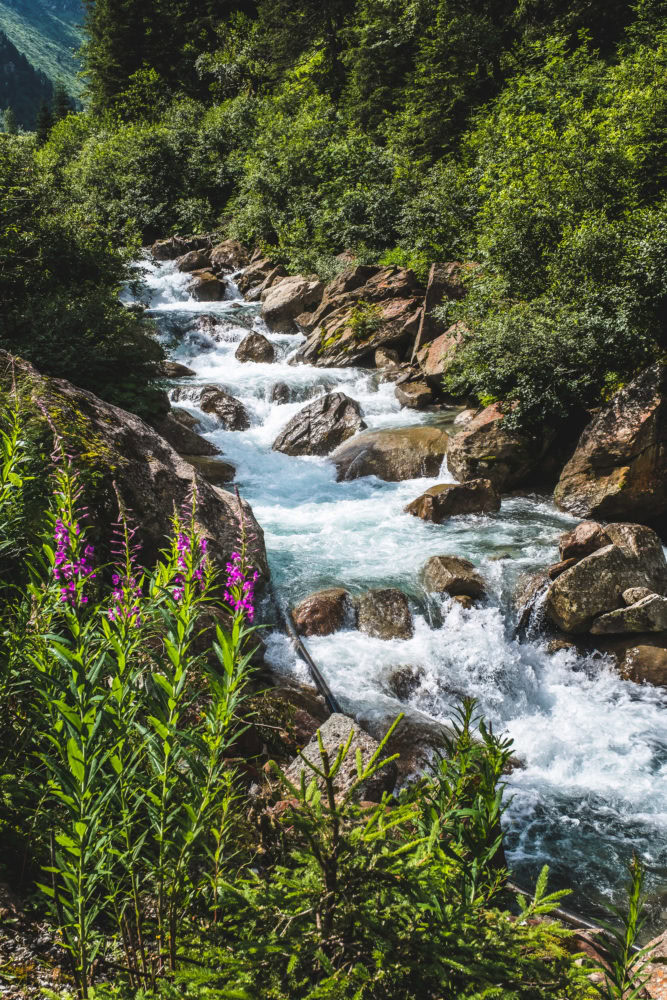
xmin=176 ymin=248 xmax=212 ymax=272
xmin=284 ymin=713 xmax=397 ymax=801
xmin=235 ymin=331 xmax=275 ymax=364
xmin=554 ymin=362 xmax=667 ymax=528
xmin=151 ymin=233 xmax=212 ymax=260
xmin=405 ymin=479 xmax=500 ymax=522
xmin=199 ymin=385 xmax=250 ymax=431
xmin=157 ymin=360 xmax=196 ymax=378
xmin=270 ymin=381 xmax=291 ymax=404
xmin=153 ymin=412 xmax=220 ymax=457
xmin=272 ymin=392 xmax=366 ymax=457
xmin=261 ymin=275 xmax=324 ymax=333
xmin=330 ymin=426 xmax=449 ymax=482
xmin=292 ymin=588 xmax=353 ymax=637
xmin=375 ymin=347 xmax=401 ymax=370
xmin=188 ymin=269 xmax=224 ymax=302
xmin=420 ymin=555 xmax=485 ymax=599
xmin=545 ymin=522 xmax=667 ymax=633
xmin=447 ymin=402 xmax=538 ymax=492
xmin=209 ymin=239 xmax=249 ymax=274
xmin=395 ymin=380 xmax=433 ymax=409
xmin=357 ymin=588 xmax=413 ymax=640
xmin=590 ymin=594 xmax=667 ymax=634
xmin=386 ymin=663 xmax=425 ymax=701
xmin=558 ymin=521 xmax=610 ymax=562
xmin=0 ymin=351 xmax=269 ymax=581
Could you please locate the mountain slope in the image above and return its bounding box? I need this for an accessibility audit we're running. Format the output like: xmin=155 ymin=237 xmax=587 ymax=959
xmin=0 ymin=0 xmax=84 ymax=106
xmin=0 ymin=28 xmax=53 ymax=126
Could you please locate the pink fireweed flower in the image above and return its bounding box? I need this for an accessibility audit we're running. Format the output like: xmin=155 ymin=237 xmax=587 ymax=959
xmin=52 ymin=515 xmax=96 ymax=607
xmin=223 ymin=552 xmax=258 ymax=621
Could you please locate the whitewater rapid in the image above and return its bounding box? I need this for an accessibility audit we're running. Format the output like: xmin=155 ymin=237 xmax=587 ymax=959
xmin=132 ymin=258 xmax=667 ymax=933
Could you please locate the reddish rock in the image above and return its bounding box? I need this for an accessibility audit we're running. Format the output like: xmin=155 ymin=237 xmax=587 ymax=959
xmin=554 ymin=362 xmax=667 ymax=525
xmin=421 ymin=555 xmax=485 ymax=598
xmin=416 ymin=322 xmax=469 ymax=384
xmin=292 ymin=588 xmax=352 ymax=636
xmin=559 ymin=521 xmax=610 ymax=562
xmin=547 ymin=558 xmax=578 ymax=580
xmin=261 ymin=275 xmax=324 ymax=333
xmin=176 ymin=248 xmax=211 ymax=272
xmin=447 ymin=403 xmax=537 ymax=491
xmin=411 ymin=262 xmax=472 ymax=360
xmin=405 ymin=479 xmax=500 ymax=522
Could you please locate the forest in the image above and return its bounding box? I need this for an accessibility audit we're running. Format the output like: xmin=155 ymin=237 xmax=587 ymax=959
xmin=0 ymin=0 xmax=666 ymax=997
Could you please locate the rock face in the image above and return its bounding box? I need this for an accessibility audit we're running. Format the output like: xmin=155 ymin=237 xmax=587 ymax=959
xmin=357 ymin=589 xmax=414 ymax=640
xmin=261 ymin=275 xmax=324 ymax=333
xmin=151 ymin=234 xmax=212 ymax=260
xmin=235 ymin=332 xmax=275 ymax=364
xmin=210 ymin=240 xmax=249 ymax=274
xmin=415 ymin=322 xmax=468 ymax=386
xmin=559 ymin=521 xmax=610 ymax=562
xmin=330 ymin=426 xmax=449 ymax=482
xmin=199 ymin=385 xmax=250 ymax=431
xmin=176 ymin=249 xmax=211 ymax=272
xmin=421 ymin=555 xmax=485 ymax=598
xmin=237 ymin=257 xmax=285 ymax=297
xmin=447 ymin=403 xmax=536 ymax=491
xmin=590 ymin=594 xmax=667 ymax=634
xmin=411 ymin=262 xmax=470 ymax=360
xmin=292 ymin=588 xmax=352 ymax=636
xmin=273 ymin=393 xmax=366 ymax=457
xmin=188 ymin=269 xmax=224 ymax=302
xmin=545 ymin=522 xmax=667 ymax=633
xmin=1 ymin=352 xmax=268 ymax=580
xmin=293 ymin=266 xmax=423 ymax=368
xmin=405 ymin=480 xmax=500 ymax=522
xmin=554 ymin=363 xmax=667 ymax=525
xmin=395 ymin=380 xmax=433 ymax=409
xmin=284 ymin=714 xmax=397 ymax=801
xmin=153 ymin=411 xmax=220 ymax=457
xmin=182 ymin=454 xmax=235 ymax=485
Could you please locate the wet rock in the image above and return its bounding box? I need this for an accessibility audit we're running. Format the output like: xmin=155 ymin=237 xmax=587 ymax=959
xmin=153 ymin=411 xmax=220 ymax=457
xmin=386 ymin=664 xmax=425 ymax=701
xmin=411 ymin=262 xmax=472 ymax=360
xmin=415 ymin=322 xmax=468 ymax=386
xmin=270 ymin=381 xmax=291 ymax=404
xmin=623 ymin=586 xmax=654 ymax=605
xmin=547 ymin=558 xmax=578 ymax=580
xmin=453 ymin=594 xmax=475 ymax=610
xmin=405 ymin=479 xmax=500 ymax=522
xmin=375 ymin=347 xmax=401 ymax=369
xmin=210 ymin=239 xmax=249 ymax=274
xmin=559 ymin=521 xmax=610 ymax=562
xmin=357 ymin=588 xmax=413 ymax=640
xmin=0 ymin=352 xmax=269 ymax=580
xmin=645 ymin=928 xmax=667 ymax=998
xmin=246 ymin=265 xmax=289 ymax=302
xmin=236 ymin=257 xmax=279 ymax=295
xmin=176 ymin=248 xmax=211 ymax=272
xmin=151 ymin=234 xmax=212 ymax=260
xmin=421 ymin=555 xmax=485 ymax=598
xmin=331 ymin=426 xmax=449 ymax=482
xmin=547 ymin=638 xmax=576 ymax=654
xmin=545 ymin=523 xmax=667 ymax=633
xmin=590 ymin=594 xmax=667 ymax=634
xmin=200 ymin=385 xmax=250 ymax=431
xmin=554 ymin=362 xmax=667 ymax=526
xmin=447 ymin=403 xmax=537 ymax=491
xmin=235 ymin=331 xmax=275 ymax=364
xmin=292 ymin=588 xmax=353 ymax=636
xmin=619 ymin=641 xmax=667 ymax=685
xmin=261 ymin=275 xmax=324 ymax=333
xmin=395 ymin=380 xmax=433 ymax=409
xmin=284 ymin=713 xmax=397 ymax=801
xmin=188 ymin=269 xmax=224 ymax=302
xmin=181 ymin=454 xmax=235 ymax=485
xmin=273 ymin=392 xmax=366 ymax=457
xmin=157 ymin=360 xmax=195 ymax=378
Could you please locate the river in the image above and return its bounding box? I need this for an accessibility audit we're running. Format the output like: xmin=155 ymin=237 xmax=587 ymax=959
xmin=131 ymin=256 xmax=667 ymax=934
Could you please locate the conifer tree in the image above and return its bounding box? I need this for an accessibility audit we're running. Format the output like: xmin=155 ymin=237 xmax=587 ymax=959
xmin=52 ymin=81 xmax=72 ymax=122
xmin=35 ymin=101 xmax=53 ymax=145
xmin=3 ymin=106 xmax=17 ymax=134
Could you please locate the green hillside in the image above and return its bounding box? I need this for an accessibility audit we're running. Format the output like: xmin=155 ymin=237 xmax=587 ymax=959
xmin=0 ymin=0 xmax=83 ymax=105
xmin=0 ymin=27 xmax=53 ymax=127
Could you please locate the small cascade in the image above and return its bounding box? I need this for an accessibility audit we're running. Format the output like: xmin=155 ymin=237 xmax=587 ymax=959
xmin=129 ymin=256 xmax=667 ymax=934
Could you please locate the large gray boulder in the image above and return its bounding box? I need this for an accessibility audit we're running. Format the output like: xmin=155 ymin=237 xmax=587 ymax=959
xmin=330 ymin=426 xmax=449 ymax=482
xmin=0 ymin=352 xmax=268 ymax=581
xmin=405 ymin=480 xmax=500 ymax=522
xmin=261 ymin=275 xmax=324 ymax=333
xmin=200 ymin=385 xmax=250 ymax=431
xmin=357 ymin=589 xmax=413 ymax=640
xmin=545 ymin=523 xmax=667 ymax=633
xmin=590 ymin=594 xmax=667 ymax=634
xmin=554 ymin=363 xmax=667 ymax=525
xmin=273 ymin=393 xmax=366 ymax=457
xmin=284 ymin=713 xmax=397 ymax=801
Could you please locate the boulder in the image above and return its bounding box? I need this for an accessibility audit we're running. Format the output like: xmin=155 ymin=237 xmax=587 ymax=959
xmin=330 ymin=426 xmax=449 ymax=482
xmin=386 ymin=664 xmax=425 ymax=701
xmin=236 ymin=257 xmax=278 ymax=295
xmin=261 ymin=275 xmax=324 ymax=333
xmin=0 ymin=352 xmax=268 ymax=580
xmin=415 ymin=322 xmax=468 ymax=386
xmin=188 ymin=269 xmax=223 ymax=302
xmin=623 ymin=586 xmax=654 ymax=605
xmin=210 ymin=239 xmax=249 ymax=274
xmin=375 ymin=347 xmax=401 ymax=370
xmin=270 ymin=382 xmax=291 ymax=404
xmin=157 ymin=360 xmax=195 ymax=378
xmin=447 ymin=403 xmax=536 ymax=491
xmin=292 ymin=588 xmax=353 ymax=636
xmin=405 ymin=480 xmax=500 ymax=522
xmin=617 ymin=640 xmax=667 ymax=686
xmin=284 ymin=713 xmax=397 ymax=801
xmin=181 ymin=454 xmax=235 ymax=486
xmin=151 ymin=234 xmax=212 ymax=260
xmin=454 ymin=408 xmax=477 ymax=427
xmin=245 ymin=265 xmax=288 ymax=302
xmin=420 ymin=555 xmax=485 ymax=598
xmin=559 ymin=521 xmax=610 ymax=562
xmin=176 ymin=249 xmax=211 ymax=272
xmin=235 ymin=332 xmax=275 ymax=364
xmin=153 ymin=411 xmax=220 ymax=457
xmin=357 ymin=588 xmax=414 ymax=640
xmin=545 ymin=523 xmax=667 ymax=633
xmin=395 ymin=381 xmax=433 ymax=409
xmin=590 ymin=594 xmax=667 ymax=634
xmin=199 ymin=385 xmax=250 ymax=431
xmin=273 ymin=392 xmax=366 ymax=457
xmin=411 ymin=262 xmax=471 ymax=360
xmin=262 ymin=683 xmax=330 ymax=751
xmin=554 ymin=362 xmax=667 ymax=525
xmin=547 ymin=558 xmax=578 ymax=580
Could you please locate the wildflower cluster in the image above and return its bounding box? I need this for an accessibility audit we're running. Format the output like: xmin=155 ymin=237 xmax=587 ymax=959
xmin=53 ymin=517 xmax=96 ymax=605
xmin=171 ymin=530 xmax=208 ymax=601
xmin=108 ymin=513 xmax=143 ymax=626
xmin=223 ymin=552 xmax=258 ymax=621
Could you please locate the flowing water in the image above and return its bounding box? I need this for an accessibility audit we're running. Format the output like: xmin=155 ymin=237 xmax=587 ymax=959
xmin=131 ymin=258 xmax=667 ymax=934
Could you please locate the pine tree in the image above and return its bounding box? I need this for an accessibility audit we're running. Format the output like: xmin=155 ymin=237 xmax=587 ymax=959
xmin=35 ymin=101 xmax=53 ymax=145
xmin=52 ymin=81 xmax=72 ymax=122
xmin=3 ymin=106 xmax=17 ymax=134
